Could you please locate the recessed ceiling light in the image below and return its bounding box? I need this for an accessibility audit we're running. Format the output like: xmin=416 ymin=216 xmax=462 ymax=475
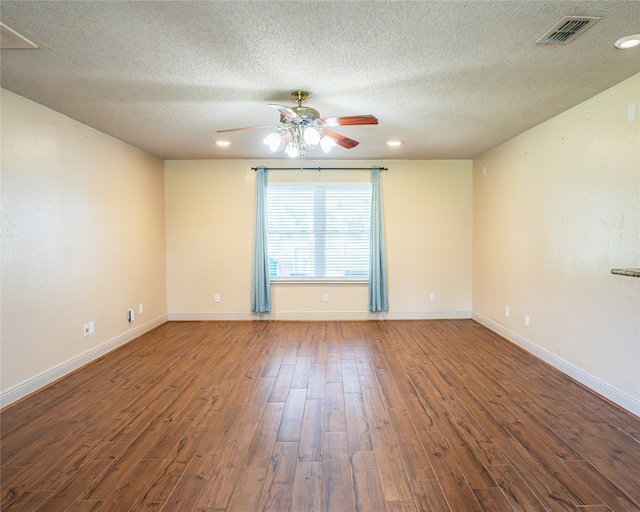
xmin=214 ymin=140 xmax=231 ymax=146
xmin=615 ymin=34 xmax=640 ymax=49
xmin=386 ymin=140 xmax=403 ymax=146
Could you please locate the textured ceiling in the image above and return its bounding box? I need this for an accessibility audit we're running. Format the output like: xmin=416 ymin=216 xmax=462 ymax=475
xmin=1 ymin=1 xmax=639 ymax=160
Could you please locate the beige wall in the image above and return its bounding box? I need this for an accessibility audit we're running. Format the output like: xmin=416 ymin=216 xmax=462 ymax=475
xmin=165 ymin=159 xmax=472 ymax=320
xmin=473 ymin=74 xmax=640 ymax=413
xmin=1 ymin=89 xmax=167 ymax=404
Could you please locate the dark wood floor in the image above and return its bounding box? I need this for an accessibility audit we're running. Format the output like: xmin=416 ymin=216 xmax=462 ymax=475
xmin=1 ymin=320 xmax=639 ymax=511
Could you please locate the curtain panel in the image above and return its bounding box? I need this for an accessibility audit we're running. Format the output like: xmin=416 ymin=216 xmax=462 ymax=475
xmin=369 ymin=166 xmax=389 ymax=312
xmin=251 ymin=166 xmax=271 ymax=313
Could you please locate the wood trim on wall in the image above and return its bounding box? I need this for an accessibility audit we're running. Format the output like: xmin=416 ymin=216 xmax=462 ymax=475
xmin=167 ymin=310 xmax=472 ymax=322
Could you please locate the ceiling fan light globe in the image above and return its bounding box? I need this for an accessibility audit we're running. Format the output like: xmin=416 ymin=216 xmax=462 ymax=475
xmin=285 ymin=143 xmax=299 ymax=158
xmin=304 ymin=127 xmax=321 ymax=145
xmin=320 ymin=136 xmax=336 ymax=153
xmin=263 ymin=132 xmax=282 ymax=152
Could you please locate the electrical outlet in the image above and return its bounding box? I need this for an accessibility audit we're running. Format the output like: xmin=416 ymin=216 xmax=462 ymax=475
xmin=128 ymin=308 xmax=134 ymax=322
xmin=139 ymin=303 xmax=144 ymax=314
xmin=525 ymin=315 xmax=530 ymax=327
xmin=214 ymin=294 xmax=220 ymax=302
xmin=628 ymin=103 xmax=636 ymax=122
xmin=322 ymin=293 xmax=328 ymax=302
xmin=505 ymin=306 xmax=510 ymax=318
xmin=429 ymin=293 xmax=436 ymax=302
xmin=84 ymin=321 xmax=95 ymax=336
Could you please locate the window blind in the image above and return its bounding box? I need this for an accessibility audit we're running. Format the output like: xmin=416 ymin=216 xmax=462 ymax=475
xmin=267 ymin=183 xmax=372 ymax=279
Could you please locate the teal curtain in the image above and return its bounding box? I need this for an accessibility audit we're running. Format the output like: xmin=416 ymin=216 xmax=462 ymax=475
xmin=369 ymin=166 xmax=389 ymax=311
xmin=251 ymin=167 xmax=271 ymax=313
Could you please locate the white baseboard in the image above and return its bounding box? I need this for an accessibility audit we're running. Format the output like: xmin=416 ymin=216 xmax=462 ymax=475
xmin=168 ymin=312 xmax=253 ymax=321
xmin=168 ymin=310 xmax=472 ymax=322
xmin=0 ymin=314 xmax=168 ymax=409
xmin=383 ymin=310 xmax=472 ymax=320
xmin=472 ymin=312 xmax=640 ymax=417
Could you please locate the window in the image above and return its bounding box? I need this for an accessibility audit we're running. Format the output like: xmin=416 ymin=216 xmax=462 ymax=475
xmin=267 ymin=183 xmax=372 ymax=280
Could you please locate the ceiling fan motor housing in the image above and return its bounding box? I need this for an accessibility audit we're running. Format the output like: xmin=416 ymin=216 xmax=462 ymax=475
xmin=285 ymin=106 xmax=320 ymax=123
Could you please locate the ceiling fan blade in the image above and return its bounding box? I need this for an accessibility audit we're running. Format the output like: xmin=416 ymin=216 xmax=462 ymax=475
xmin=217 ymin=125 xmax=275 ymax=133
xmin=320 ymin=115 xmax=378 ymax=127
xmin=269 ymin=104 xmax=302 ymax=121
xmin=322 ymin=129 xmax=359 ymax=149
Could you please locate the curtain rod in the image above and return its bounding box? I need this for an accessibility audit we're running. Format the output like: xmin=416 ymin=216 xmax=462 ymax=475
xmin=252 ymin=166 xmax=388 ymax=171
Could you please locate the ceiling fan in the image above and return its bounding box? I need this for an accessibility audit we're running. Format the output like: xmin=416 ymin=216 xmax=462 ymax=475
xmin=217 ymin=91 xmax=378 ymax=157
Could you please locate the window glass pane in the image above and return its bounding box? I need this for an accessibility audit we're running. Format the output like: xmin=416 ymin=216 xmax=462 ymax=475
xmin=267 ymin=183 xmax=371 ymax=279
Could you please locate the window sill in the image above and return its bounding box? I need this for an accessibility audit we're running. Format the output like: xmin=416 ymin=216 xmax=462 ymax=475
xmin=270 ymin=278 xmax=368 ymax=285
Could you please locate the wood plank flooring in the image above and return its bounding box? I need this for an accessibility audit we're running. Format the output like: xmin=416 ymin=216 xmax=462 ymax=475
xmin=1 ymin=320 xmax=639 ymax=511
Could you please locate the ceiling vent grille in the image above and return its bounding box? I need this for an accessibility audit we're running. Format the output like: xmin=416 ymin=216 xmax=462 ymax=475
xmin=536 ymin=16 xmax=601 ymax=45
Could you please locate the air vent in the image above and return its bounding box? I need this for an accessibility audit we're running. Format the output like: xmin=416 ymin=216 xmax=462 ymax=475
xmin=536 ymin=16 xmax=601 ymax=45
